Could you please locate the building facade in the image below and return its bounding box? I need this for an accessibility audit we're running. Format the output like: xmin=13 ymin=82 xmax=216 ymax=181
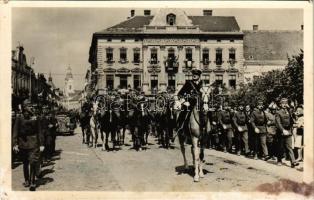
xmin=243 ymin=26 xmax=303 ymax=83
xmin=89 ymin=9 xmax=244 ymax=94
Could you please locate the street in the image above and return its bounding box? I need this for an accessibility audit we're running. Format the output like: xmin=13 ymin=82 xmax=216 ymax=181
xmin=12 ymin=128 xmax=303 ymax=192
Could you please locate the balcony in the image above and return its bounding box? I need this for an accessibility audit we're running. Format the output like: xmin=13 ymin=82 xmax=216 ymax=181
xmin=227 ymin=59 xmax=237 ymax=66
xmin=106 ymin=60 xmax=115 ymax=64
xmin=118 ymin=59 xmax=129 ymax=64
xmin=214 ymin=59 xmax=224 ymax=66
xmin=148 ymin=59 xmax=159 ymax=66
xmin=201 ymin=59 xmax=211 ymax=66
xmin=132 ymin=60 xmax=141 ymax=65
xmin=164 ymin=58 xmax=178 ymax=73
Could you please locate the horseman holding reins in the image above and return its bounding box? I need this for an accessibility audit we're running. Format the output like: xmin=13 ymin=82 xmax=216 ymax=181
xmin=176 ymin=69 xmax=203 ymax=136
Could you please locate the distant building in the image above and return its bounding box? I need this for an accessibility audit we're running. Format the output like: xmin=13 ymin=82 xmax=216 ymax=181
xmin=243 ymin=25 xmax=303 ymax=83
xmin=64 ymin=66 xmax=75 ymax=96
xmin=89 ymin=8 xmax=244 ymax=94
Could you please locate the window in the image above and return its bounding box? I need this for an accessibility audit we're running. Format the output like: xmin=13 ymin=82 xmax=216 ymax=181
xmin=106 ymin=75 xmax=114 ymax=90
xmin=133 ymin=48 xmax=140 ymax=63
xmin=69 ymin=85 xmax=72 ymax=90
xmin=120 ymin=48 xmax=127 ymax=62
xmin=229 ymin=75 xmax=236 ymax=89
xmin=217 ymin=39 xmax=221 ymax=42
xmin=230 ymin=40 xmax=234 ymax=42
xmin=106 ymin=48 xmax=113 ymax=62
xmin=120 ymin=75 xmax=128 ymax=89
xmin=107 ymin=38 xmax=112 ymax=42
xmin=151 ymin=75 xmax=158 ymax=91
xmin=202 ymin=49 xmax=209 ymax=65
xmin=121 ymin=39 xmax=125 ymax=42
xmin=185 ymin=48 xmax=193 ymax=61
xmin=202 ymin=74 xmax=210 ymax=85
xmin=168 ymin=74 xmax=176 ymax=89
xmin=133 ymin=75 xmax=141 ymax=90
xmin=150 ymin=48 xmax=158 ymax=64
xmin=215 ymin=74 xmax=223 ymax=86
xmin=229 ymin=48 xmax=236 ymax=60
xmin=167 ymin=48 xmax=176 ymax=68
xmin=135 ymin=39 xmax=139 ymax=42
xmin=215 ymin=49 xmax=223 ymax=65
xmin=166 ymin=13 xmax=176 ymax=26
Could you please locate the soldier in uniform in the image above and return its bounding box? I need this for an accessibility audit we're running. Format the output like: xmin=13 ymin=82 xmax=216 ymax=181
xmin=275 ymin=98 xmax=299 ymax=167
xmin=232 ymin=103 xmax=249 ymax=156
xmin=265 ymin=104 xmax=277 ymax=160
xmin=250 ymin=99 xmax=268 ymax=160
xmin=176 ymin=69 xmax=202 ymax=135
xmin=209 ymin=104 xmax=221 ymax=150
xmin=245 ymin=104 xmax=254 ymax=156
xmin=44 ymin=110 xmax=58 ymax=162
xmin=218 ymin=101 xmax=234 ymax=153
xmin=12 ymin=99 xmax=45 ymax=191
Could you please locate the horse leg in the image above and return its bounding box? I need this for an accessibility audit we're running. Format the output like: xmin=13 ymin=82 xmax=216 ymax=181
xmin=105 ymin=130 xmax=110 ymax=151
xmin=100 ymin=129 xmax=105 ymax=151
xmin=199 ymin=147 xmax=205 ymax=178
xmin=81 ymin=127 xmax=85 ymax=144
xmin=192 ymin=136 xmax=200 ymax=182
xmin=122 ymin=126 xmax=126 ymax=145
xmin=178 ymin=133 xmax=188 ymax=170
xmin=94 ymin=127 xmax=98 ymax=148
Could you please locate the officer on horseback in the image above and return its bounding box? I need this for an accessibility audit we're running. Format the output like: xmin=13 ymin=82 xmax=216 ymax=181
xmin=176 ymin=69 xmax=203 ymax=134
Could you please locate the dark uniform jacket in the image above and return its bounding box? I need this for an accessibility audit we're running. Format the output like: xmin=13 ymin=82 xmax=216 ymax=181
xmin=46 ymin=116 xmax=58 ymax=136
xmin=178 ymin=80 xmax=202 ymax=109
xmin=266 ymin=112 xmax=276 ymax=135
xmin=250 ymin=109 xmax=268 ymax=133
xmin=218 ymin=110 xmax=233 ymax=129
xmin=232 ymin=111 xmax=248 ymax=132
xmin=275 ymin=108 xmax=294 ymax=135
xmin=13 ymin=115 xmax=44 ymax=149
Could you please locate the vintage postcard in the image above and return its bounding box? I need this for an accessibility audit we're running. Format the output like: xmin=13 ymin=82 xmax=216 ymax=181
xmin=0 ymin=1 xmax=313 ymax=199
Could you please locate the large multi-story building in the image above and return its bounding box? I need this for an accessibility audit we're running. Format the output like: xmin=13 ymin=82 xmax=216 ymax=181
xmin=89 ymin=9 xmax=244 ymax=94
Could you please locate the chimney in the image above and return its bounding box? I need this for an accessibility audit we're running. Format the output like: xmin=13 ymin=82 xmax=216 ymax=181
xmin=131 ymin=10 xmax=135 ymax=17
xmin=253 ymin=25 xmax=258 ymax=31
xmin=144 ymin=10 xmax=151 ymax=16
xmin=301 ymin=25 xmax=303 ymax=30
xmin=203 ymin=10 xmax=213 ymax=16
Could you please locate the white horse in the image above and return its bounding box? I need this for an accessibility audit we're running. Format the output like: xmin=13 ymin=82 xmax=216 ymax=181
xmin=175 ymin=85 xmax=211 ymax=182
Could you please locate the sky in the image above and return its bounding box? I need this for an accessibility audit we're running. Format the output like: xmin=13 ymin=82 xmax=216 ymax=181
xmin=12 ymin=8 xmax=303 ymax=90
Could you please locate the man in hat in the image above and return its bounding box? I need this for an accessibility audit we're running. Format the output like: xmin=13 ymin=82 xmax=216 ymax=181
xmin=209 ymin=104 xmax=221 ymax=149
xmin=275 ymin=98 xmax=299 ymax=167
xmin=218 ymin=101 xmax=234 ymax=153
xmin=232 ymin=103 xmax=249 ymax=156
xmin=176 ymin=69 xmax=202 ymax=134
xmin=12 ymin=99 xmax=45 ymax=191
xmin=250 ymin=99 xmax=269 ymax=160
xmin=265 ymin=103 xmax=278 ymax=160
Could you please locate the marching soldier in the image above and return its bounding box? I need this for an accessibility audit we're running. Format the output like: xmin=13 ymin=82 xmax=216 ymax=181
xmin=44 ymin=110 xmax=58 ymax=162
xmin=232 ymin=103 xmax=249 ymax=156
xmin=209 ymin=104 xmax=221 ymax=149
xmin=12 ymin=100 xmax=45 ymax=191
xmin=265 ymin=104 xmax=277 ymax=160
xmin=275 ymin=98 xmax=299 ymax=168
xmin=250 ymin=99 xmax=269 ymax=160
xmin=218 ymin=101 xmax=234 ymax=153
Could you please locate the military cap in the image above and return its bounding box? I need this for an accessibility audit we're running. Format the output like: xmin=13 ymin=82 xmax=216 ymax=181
xmin=280 ymin=97 xmax=288 ymax=103
xmin=191 ymin=69 xmax=202 ymax=76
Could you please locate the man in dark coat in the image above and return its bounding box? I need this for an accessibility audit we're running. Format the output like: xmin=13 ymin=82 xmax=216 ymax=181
xmin=176 ymin=69 xmax=202 ymax=134
xmin=233 ymin=103 xmax=249 ymax=156
xmin=218 ymin=101 xmax=234 ymax=153
xmin=275 ymin=98 xmax=299 ymax=168
xmin=250 ymin=99 xmax=269 ymax=160
xmin=13 ymin=100 xmax=45 ymax=191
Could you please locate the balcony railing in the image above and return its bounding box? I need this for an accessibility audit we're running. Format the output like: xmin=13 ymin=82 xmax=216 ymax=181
xmin=149 ymin=59 xmax=159 ymax=65
xmin=118 ymin=59 xmax=129 ymax=64
xmin=201 ymin=59 xmax=211 ymax=66
xmin=227 ymin=59 xmax=237 ymax=66
xmin=214 ymin=59 xmax=224 ymax=66
xmin=132 ymin=60 xmax=141 ymax=65
xmin=164 ymin=58 xmax=178 ymax=73
xmin=106 ymin=60 xmax=115 ymax=64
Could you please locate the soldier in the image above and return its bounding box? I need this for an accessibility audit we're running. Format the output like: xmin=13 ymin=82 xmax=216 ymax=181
xmin=265 ymin=104 xmax=277 ymax=160
xmin=44 ymin=110 xmax=58 ymax=162
xmin=176 ymin=69 xmax=202 ymax=135
xmin=232 ymin=103 xmax=249 ymax=156
xmin=250 ymin=99 xmax=269 ymax=160
xmin=12 ymin=99 xmax=45 ymax=191
xmin=275 ymin=98 xmax=299 ymax=168
xmin=218 ymin=101 xmax=234 ymax=153
xmin=245 ymin=104 xmax=254 ymax=156
xmin=209 ymin=104 xmax=221 ymax=150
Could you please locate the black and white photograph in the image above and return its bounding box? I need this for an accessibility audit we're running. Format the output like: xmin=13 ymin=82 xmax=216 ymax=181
xmin=1 ymin=1 xmax=313 ymax=198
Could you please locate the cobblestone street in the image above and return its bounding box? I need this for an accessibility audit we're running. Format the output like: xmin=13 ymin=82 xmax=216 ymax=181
xmin=12 ymin=128 xmax=303 ymax=191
